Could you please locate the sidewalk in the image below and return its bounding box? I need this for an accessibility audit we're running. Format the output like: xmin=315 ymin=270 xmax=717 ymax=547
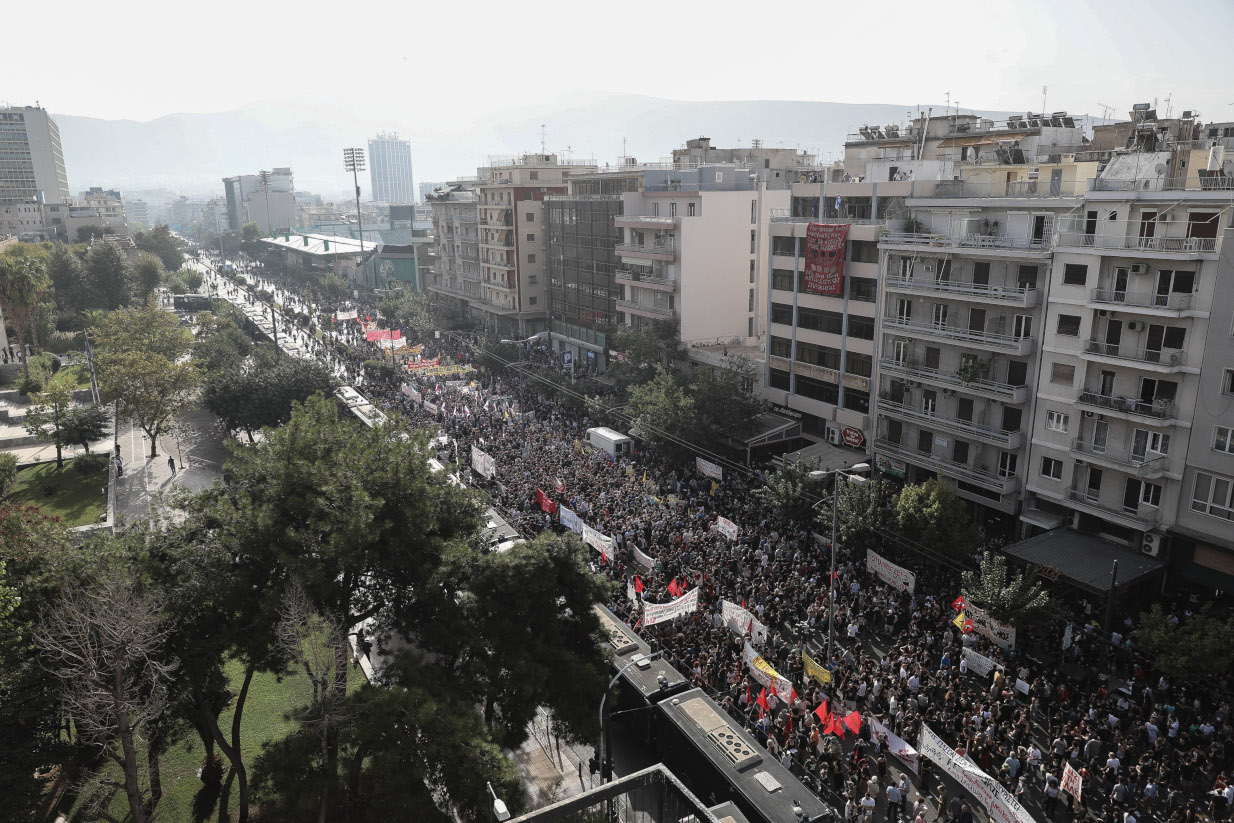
xmin=113 ymin=405 xmax=227 ymax=525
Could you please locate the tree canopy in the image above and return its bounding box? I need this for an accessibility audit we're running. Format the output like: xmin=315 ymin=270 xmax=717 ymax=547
xmin=133 ymin=223 xmax=184 ymax=271
xmin=894 ymin=478 xmax=981 ymax=561
xmin=960 ymin=551 xmax=1050 ymax=623
xmin=202 ymin=356 xmax=338 ymax=441
xmin=1135 ymin=604 xmax=1234 ymax=678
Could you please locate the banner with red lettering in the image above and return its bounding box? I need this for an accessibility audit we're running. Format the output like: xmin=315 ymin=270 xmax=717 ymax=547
xmin=1061 ymin=762 xmax=1083 ymax=802
xmin=366 ymin=328 xmax=403 ymax=342
xmin=407 ymin=357 xmax=441 ymax=371
xmin=536 ymin=488 xmax=557 ymax=514
xmin=804 ymin=223 xmax=848 ymax=295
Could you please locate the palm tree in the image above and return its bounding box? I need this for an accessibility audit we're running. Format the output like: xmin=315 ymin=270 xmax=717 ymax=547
xmin=0 ymin=256 xmax=51 ymax=381
xmin=960 ymin=551 xmax=1051 ymax=624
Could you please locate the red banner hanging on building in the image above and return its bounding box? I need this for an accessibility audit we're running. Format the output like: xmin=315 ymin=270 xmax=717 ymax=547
xmin=803 ymin=223 xmax=849 ymax=295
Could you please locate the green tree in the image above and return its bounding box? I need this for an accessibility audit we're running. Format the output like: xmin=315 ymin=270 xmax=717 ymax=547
xmin=85 ymin=239 xmax=132 ymax=309
xmin=756 ymin=458 xmax=822 ymax=526
xmin=132 ymin=250 xmax=165 ymax=304
xmin=1135 ymin=604 xmax=1234 ymax=678
xmin=22 ymin=383 xmax=74 ymax=468
xmin=180 ymin=268 xmax=204 ymax=292
xmin=133 ymin=223 xmax=184 ymax=270
xmin=98 ymin=351 xmax=199 ymax=458
xmin=46 ymin=242 xmax=89 ymax=313
xmin=608 ymin=318 xmax=683 ymax=391
xmin=321 ymin=274 xmax=349 ymax=303
xmin=960 ymin=551 xmax=1050 ymax=624
xmin=241 ymin=221 xmax=263 ymax=243
xmin=893 ymin=477 xmax=980 ymax=561
xmin=76 ymin=225 xmax=113 ymax=242
xmin=61 ymin=404 xmax=112 ymax=454
xmin=0 ymin=255 xmax=51 ymax=380
xmin=836 ymin=473 xmax=891 ymax=557
xmin=626 ymin=366 xmax=696 ymax=456
xmin=689 ymin=356 xmax=767 ymax=446
xmin=96 ymin=303 xmax=194 ymax=361
xmin=0 ymin=453 xmax=16 ymax=493
xmin=202 ymin=357 xmax=338 ymax=442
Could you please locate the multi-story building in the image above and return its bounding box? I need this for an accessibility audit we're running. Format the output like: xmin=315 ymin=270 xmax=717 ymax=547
xmin=425 ymin=184 xmax=482 ymax=320
xmin=368 ymin=133 xmax=415 ymax=205
xmin=672 ymin=137 xmax=817 ymax=190
xmin=0 ymin=105 xmax=70 ymax=205
xmin=473 ymin=154 xmax=596 ymax=337
xmin=222 ymin=167 xmax=295 ymax=233
xmin=615 ymin=165 xmax=788 ymax=346
xmin=128 ymin=199 xmax=149 ymax=225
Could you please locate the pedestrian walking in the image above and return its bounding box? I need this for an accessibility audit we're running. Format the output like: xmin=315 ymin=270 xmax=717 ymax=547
xmin=168 ymin=456 xmax=177 ymax=475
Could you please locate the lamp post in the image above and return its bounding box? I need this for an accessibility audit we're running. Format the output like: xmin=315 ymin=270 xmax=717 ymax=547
xmin=811 ymin=462 xmax=870 ymax=662
xmin=599 ymin=649 xmax=662 ymax=790
xmin=486 ymin=781 xmax=510 ymax=822
xmin=343 ymin=148 xmax=368 ymax=291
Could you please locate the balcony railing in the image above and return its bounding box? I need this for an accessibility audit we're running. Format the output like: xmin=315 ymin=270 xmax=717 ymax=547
xmin=881 ymin=231 xmax=1053 ymax=252
xmin=882 ymin=318 xmax=1032 ymax=352
xmin=877 ymin=399 xmax=1021 ymax=447
xmin=1089 ymin=175 xmax=1234 ymax=192
xmin=1065 ymin=488 xmax=1159 ymax=526
xmin=928 ymin=179 xmax=1087 ymax=198
xmin=769 ymin=210 xmax=879 ymax=225
xmin=874 ymin=438 xmax=1018 ymax=494
xmin=615 ymin=269 xmax=676 ymax=289
xmin=1088 ymin=289 xmax=1193 ymax=311
xmin=884 ymin=275 xmax=1039 ymax=305
xmin=1082 ymin=340 xmax=1186 ymax=367
xmin=1057 ymin=232 xmax=1217 ymax=253
xmin=1071 ymin=439 xmax=1165 ymax=478
xmin=878 ymin=359 xmax=1027 ymax=403
xmin=616 ymin=298 xmax=673 ymax=318
xmin=615 ymin=215 xmax=679 ymax=227
xmin=616 ymin=242 xmax=677 ymax=259
xmin=1076 ymin=391 xmax=1176 ymax=420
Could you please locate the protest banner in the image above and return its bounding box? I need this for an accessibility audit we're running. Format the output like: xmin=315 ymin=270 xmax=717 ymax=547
xmin=1061 ymin=762 xmax=1083 ymax=802
xmin=965 ymin=601 xmax=1017 ymax=648
xmin=559 ymin=505 xmax=584 ymax=535
xmin=866 ymin=549 xmax=916 ymax=593
xmin=422 ymin=400 xmax=439 ymax=416
xmin=696 ymin=457 xmax=723 ymax=480
xmin=918 ymin=725 xmax=1036 ymax=823
xmin=407 ymin=357 xmax=441 ymax=371
xmin=802 ymin=650 xmax=832 ymax=686
xmin=1015 ymin=678 xmax=1030 ymax=695
xmin=536 ymin=488 xmax=557 ymax=515
xmin=582 ymin=524 xmax=614 ymax=560
xmin=961 ymin=647 xmax=1004 ymax=678
xmin=871 ymin=717 xmax=919 ymax=774
xmin=470 ymin=445 xmax=495 ymax=479
xmin=335 ymin=309 xmax=358 ymax=321
xmin=803 ymin=223 xmax=849 ymax=295
xmin=743 ymin=642 xmax=793 ymax=700
xmin=721 ymin=600 xmax=768 ymax=644
xmin=401 ymin=385 xmax=422 ymax=403
xmin=365 ymin=328 xmax=402 ymax=342
xmin=633 ymin=546 xmax=655 ymax=570
xmin=642 ymin=587 xmax=699 ymax=627
xmin=713 ymin=516 xmax=738 ymax=541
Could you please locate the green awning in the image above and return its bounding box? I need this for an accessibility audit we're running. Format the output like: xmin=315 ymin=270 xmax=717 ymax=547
xmin=1180 ymin=563 xmax=1234 ymax=593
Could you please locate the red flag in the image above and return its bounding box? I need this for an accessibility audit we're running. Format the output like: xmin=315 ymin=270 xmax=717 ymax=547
xmin=536 ymin=488 xmax=557 ymax=514
xmin=833 ymin=570 xmax=839 ymax=581
xmin=741 ymin=597 xmax=746 ymax=610
xmin=746 ymin=618 xmax=754 ymax=636
xmin=680 ymin=578 xmax=688 ymax=593
xmin=791 ymin=687 xmax=799 ymax=703
xmin=756 ymin=687 xmax=769 ymax=713
xmin=830 ymin=715 xmax=846 ymax=739
xmin=952 ymin=595 xmax=966 ymax=613
xmin=814 ymin=700 xmax=830 ymax=724
xmin=963 ymin=618 xmax=974 ymax=633
xmin=633 ymin=576 xmax=644 ymax=594
xmin=843 ymin=711 xmax=862 ymax=734
xmin=554 ymin=477 xmax=565 ymax=494
xmin=667 ymin=579 xmax=681 ymax=597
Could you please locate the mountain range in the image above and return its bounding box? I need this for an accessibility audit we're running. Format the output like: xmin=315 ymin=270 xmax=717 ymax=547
xmin=54 ymin=93 xmax=1014 ymax=201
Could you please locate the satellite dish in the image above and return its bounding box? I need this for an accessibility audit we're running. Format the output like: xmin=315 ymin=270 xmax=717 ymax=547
xmin=1154 ymin=164 xmax=1167 ymax=176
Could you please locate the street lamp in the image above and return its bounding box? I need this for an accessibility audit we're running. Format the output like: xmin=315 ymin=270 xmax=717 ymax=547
xmin=811 ymin=462 xmax=870 ymax=663
xmin=486 ymin=781 xmax=510 ymax=822
xmin=343 ymin=148 xmax=369 ymax=291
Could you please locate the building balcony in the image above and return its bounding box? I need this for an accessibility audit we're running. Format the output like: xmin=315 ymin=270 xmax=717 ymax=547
xmin=1057 ymin=232 xmax=1217 ymax=255
xmin=1075 ymin=391 xmax=1177 ymax=423
xmin=882 ymin=318 xmax=1034 ymax=354
xmin=617 ymin=298 xmax=673 ymax=319
xmin=881 ymin=231 xmax=1053 ymax=255
xmin=878 ymin=359 xmax=1029 ymax=403
xmin=1071 ymin=439 xmax=1165 ymax=479
xmin=616 ymin=242 xmax=676 ymax=261
xmin=455 ymin=214 xmax=478 ymax=223
xmin=1088 ymin=176 xmax=1234 ymax=193
xmin=480 ymin=238 xmax=514 ymax=249
xmin=929 ymin=178 xmax=1087 ymax=198
xmin=1081 ymin=340 xmax=1186 ymax=371
xmin=769 ymin=211 xmax=880 ymax=225
xmin=1087 ymin=289 xmax=1193 ymax=314
xmin=877 ymin=399 xmax=1024 ymax=448
xmin=615 ymin=215 xmax=679 ymax=229
xmin=1065 ymin=488 xmax=1159 ymax=529
xmin=615 ymin=269 xmax=676 ymax=292
xmin=460 ymin=271 xmax=482 ymax=283
xmin=484 ymin=258 xmax=515 ymax=270
xmin=884 ymin=275 xmax=1040 ymax=307
xmin=482 ymin=218 xmax=513 ymax=228
xmin=874 ymin=438 xmax=1020 ymax=495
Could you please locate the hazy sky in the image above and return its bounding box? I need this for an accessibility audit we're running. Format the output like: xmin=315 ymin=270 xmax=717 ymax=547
xmin=9 ymin=0 xmax=1233 ymax=124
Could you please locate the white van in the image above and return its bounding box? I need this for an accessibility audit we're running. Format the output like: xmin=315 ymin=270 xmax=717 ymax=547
xmin=585 ymin=427 xmax=633 ymax=459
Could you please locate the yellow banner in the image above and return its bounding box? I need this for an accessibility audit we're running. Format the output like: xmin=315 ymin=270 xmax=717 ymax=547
xmin=803 ymin=650 xmax=832 ymax=686
xmin=420 ymin=364 xmax=474 ymax=376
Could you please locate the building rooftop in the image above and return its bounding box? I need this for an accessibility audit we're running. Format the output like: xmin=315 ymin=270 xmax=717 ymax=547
xmin=261 ymin=233 xmax=365 ymax=257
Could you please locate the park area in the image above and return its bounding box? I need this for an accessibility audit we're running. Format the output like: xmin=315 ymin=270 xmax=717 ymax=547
xmin=6 ymin=458 xmax=107 ymax=527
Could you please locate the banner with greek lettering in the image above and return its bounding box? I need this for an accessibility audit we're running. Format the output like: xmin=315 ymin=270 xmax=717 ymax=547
xmin=335 ymin=309 xmax=358 ymax=320
xmin=470 ymin=445 xmax=495 ymax=479
xmin=713 ymin=516 xmax=738 ymax=541
xmin=965 ymin=601 xmax=1017 ymax=648
xmin=743 ymin=641 xmax=793 ymax=700
xmin=696 ymin=457 xmax=723 ymax=480
xmin=642 ymin=586 xmax=699 ymax=627
xmin=559 ymin=505 xmax=584 ymax=535
xmin=1061 ymin=762 xmax=1083 ymax=802
xmin=633 ymin=546 xmax=655 ymax=570
xmin=802 ymin=650 xmax=832 ymax=686
xmin=401 ymin=385 xmax=422 ymax=403
xmin=961 ymin=647 xmax=1003 ymax=678
xmin=422 ymin=400 xmax=439 ymax=416
xmin=918 ymin=725 xmax=1036 ymax=823
xmin=866 ymin=549 xmax=916 ymax=593
xmin=871 ymin=717 xmax=919 ymax=775
xmin=582 ymin=524 xmax=614 ymax=560
xmin=721 ymin=600 xmax=768 ymax=644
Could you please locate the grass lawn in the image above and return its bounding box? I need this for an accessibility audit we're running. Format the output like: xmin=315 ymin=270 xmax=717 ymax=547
xmin=50 ymin=364 xmax=92 ymax=391
xmin=6 ymin=460 xmax=107 ymax=527
xmin=57 ymin=658 xmax=365 ymax=823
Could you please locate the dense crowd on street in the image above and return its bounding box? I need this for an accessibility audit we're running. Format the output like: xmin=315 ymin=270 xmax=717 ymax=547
xmin=198 ymin=245 xmax=1233 ymax=823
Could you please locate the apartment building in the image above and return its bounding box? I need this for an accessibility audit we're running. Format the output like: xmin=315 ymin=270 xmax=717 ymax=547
xmin=672 ymin=137 xmax=818 ymax=190
xmin=425 ymin=184 xmax=481 ymax=319
xmin=0 ymin=105 xmax=70 ymax=205
xmin=222 ymin=167 xmax=295 ymax=233
xmin=615 ymin=165 xmax=788 ymax=346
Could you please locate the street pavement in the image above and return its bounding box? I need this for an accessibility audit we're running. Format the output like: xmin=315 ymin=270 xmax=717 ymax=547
xmin=113 ymin=404 xmax=226 ymax=525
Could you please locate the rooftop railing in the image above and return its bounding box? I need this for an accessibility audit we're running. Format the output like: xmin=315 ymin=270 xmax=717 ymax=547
xmin=1089 ymin=175 xmax=1234 ymax=192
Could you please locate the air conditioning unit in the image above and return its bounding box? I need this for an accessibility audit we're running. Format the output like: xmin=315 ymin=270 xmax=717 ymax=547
xmin=1083 ymin=410 xmax=1096 ymax=418
xmin=1097 ymin=309 xmax=1109 ymax=317
xmin=1127 ymin=321 xmax=1145 ymax=332
xmin=1131 ymin=264 xmax=1148 ymax=274
xmin=1140 ymin=531 xmax=1167 ymax=558
xmin=827 ymin=428 xmax=842 ymax=445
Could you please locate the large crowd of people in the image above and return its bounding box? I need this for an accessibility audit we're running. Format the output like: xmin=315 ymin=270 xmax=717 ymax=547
xmin=199 ymin=245 xmax=1233 ymax=823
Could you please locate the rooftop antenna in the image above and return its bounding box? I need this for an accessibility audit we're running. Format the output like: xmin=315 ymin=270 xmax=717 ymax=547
xmin=1163 ymin=93 xmax=1173 ymax=119
xmin=540 ymin=124 xmax=546 ymax=154
xmin=1042 ymin=85 xmax=1048 ymax=117
xmin=945 ymin=91 xmax=950 ymax=117
xmin=1097 ymin=102 xmax=1115 ymax=121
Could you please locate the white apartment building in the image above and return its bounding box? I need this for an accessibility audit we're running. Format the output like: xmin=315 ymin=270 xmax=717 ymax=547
xmin=368 ymin=133 xmax=415 ymax=204
xmin=0 ymin=105 xmax=70 ymax=205
xmin=616 ymin=165 xmax=788 ymax=346
xmin=426 ymin=185 xmax=482 ymax=317
xmin=222 ymin=167 xmax=295 ymax=233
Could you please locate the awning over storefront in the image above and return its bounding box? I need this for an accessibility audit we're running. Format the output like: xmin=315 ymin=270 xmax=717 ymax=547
xmin=724 ymin=413 xmax=801 ymax=450
xmin=1001 ymin=529 xmax=1165 ymax=594
xmin=779 ymin=439 xmax=867 ymax=474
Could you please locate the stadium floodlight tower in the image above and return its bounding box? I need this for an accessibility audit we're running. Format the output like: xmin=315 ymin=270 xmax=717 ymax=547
xmin=343 ymin=148 xmax=369 ymax=289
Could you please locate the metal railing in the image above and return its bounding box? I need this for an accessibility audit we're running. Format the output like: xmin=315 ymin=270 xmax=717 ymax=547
xmin=874 ymin=438 xmax=1016 ymax=492
xmin=877 ymin=399 xmax=1018 ymax=445
xmin=1057 ymin=232 xmax=1217 ymax=253
xmin=929 ymin=179 xmax=1087 ymax=198
xmin=615 ymin=215 xmax=679 ymax=225
xmin=1088 ymin=289 xmax=1193 ymax=311
xmin=1071 ymin=439 xmax=1165 ymax=477
xmin=616 ymin=298 xmax=673 ymax=317
xmin=1076 ymin=391 xmax=1176 ymax=420
xmin=1065 ymin=488 xmax=1159 ymax=526
xmin=1082 ymin=340 xmax=1186 ymax=367
xmin=882 ymin=317 xmax=1032 ymax=350
xmin=615 ymin=242 xmax=676 ymax=257
xmin=644 ymin=181 xmax=754 ymax=192
xmin=884 ymin=275 xmax=1037 ymax=303
xmin=877 ymin=358 xmax=1025 ymax=402
xmin=881 ymin=231 xmax=1053 ymax=251
xmin=769 ymin=210 xmax=879 ymax=224
xmin=1089 ymin=175 xmax=1234 ymax=192
xmin=615 ymin=269 xmax=676 ymax=288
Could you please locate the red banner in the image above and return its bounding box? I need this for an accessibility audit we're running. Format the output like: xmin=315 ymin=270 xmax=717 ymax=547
xmin=536 ymin=488 xmax=557 ymax=514
xmin=365 ymin=328 xmax=402 ymax=342
xmin=803 ymin=223 xmax=848 ymax=295
xmin=406 ymin=357 xmax=440 ymax=371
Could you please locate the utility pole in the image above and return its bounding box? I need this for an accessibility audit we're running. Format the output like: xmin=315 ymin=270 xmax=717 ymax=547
xmin=343 ymin=148 xmax=369 ymax=292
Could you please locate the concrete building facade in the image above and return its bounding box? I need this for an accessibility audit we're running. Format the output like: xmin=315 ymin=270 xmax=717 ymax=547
xmin=425 ymin=184 xmax=482 ymax=319
xmin=222 ymin=167 xmax=295 ymax=233
xmin=368 ymin=133 xmax=415 ymax=205
xmin=0 ymin=105 xmax=70 ymax=205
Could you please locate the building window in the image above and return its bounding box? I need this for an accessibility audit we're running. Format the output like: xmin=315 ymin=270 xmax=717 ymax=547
xmin=843 ymin=388 xmax=869 ymax=413
xmin=670 ymin=202 xmax=677 ymax=217
xmin=1225 ymin=369 xmax=1234 ymax=395
xmin=1046 ymin=410 xmax=1069 ymax=432
xmin=769 ymin=336 xmax=792 ymax=358
xmin=527 ymin=233 xmax=535 ymax=241
xmin=1041 ymin=456 xmax=1063 ymax=480
xmin=771 ymin=303 xmax=794 ymax=326
xmin=772 ymin=270 xmax=794 ymax=291
xmin=1214 ymin=426 xmax=1234 ymax=454
xmin=846 ymin=315 xmax=875 ymax=341
xmin=769 ymin=369 xmax=790 ymax=390
xmin=1050 ymin=363 xmax=1075 ymax=386
xmin=748 ymin=289 xmax=755 ymax=312
xmin=1056 ymin=314 xmax=1081 ymax=337
xmin=772 ymin=236 xmax=798 ymax=256
xmin=850 ymin=240 xmax=879 ymax=264
xmin=529 ymin=170 xmax=538 ymax=180
xmin=688 ymin=203 xmax=696 ymax=217
xmin=652 ymin=203 xmax=659 ymax=217
xmin=797 ymin=307 xmax=845 ymax=335
xmin=1141 ymin=481 xmax=1162 ymax=508
xmin=529 ymin=296 xmax=537 ymax=305
xmin=845 ymin=352 xmax=873 ymax=378
xmin=751 ymin=200 xmax=757 ymax=224
xmin=526 ymin=213 xmax=534 ymax=222
xmin=750 ymin=260 xmax=755 ymax=283
xmin=750 ymin=230 xmax=756 ymax=254
xmin=748 ymin=317 xmax=754 ymax=337
xmin=848 ymin=277 xmax=877 ymax=302
xmin=1193 ymin=472 xmax=1234 ymax=520
xmin=795 ymin=375 xmax=839 ymax=405
xmin=1062 ymin=264 xmax=1088 ymax=286
xmin=527 ymin=254 xmax=536 ymax=263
